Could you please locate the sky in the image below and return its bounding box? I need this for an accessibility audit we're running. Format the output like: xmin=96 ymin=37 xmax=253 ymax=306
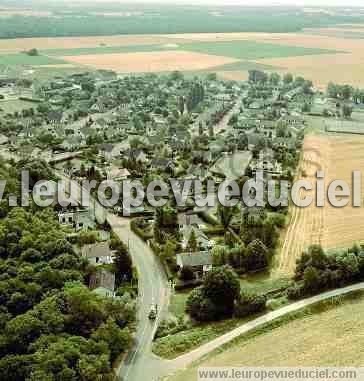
xmin=68 ymin=0 xmax=364 ymax=6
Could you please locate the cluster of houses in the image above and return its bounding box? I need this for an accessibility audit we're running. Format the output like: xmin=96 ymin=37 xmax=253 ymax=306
xmin=0 ymin=69 xmax=323 ymax=284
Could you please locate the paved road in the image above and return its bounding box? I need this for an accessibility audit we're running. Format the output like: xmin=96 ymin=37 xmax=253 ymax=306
xmin=108 ymin=214 xmax=171 ymax=381
xmin=161 ymin=281 xmax=364 ymax=379
xmin=57 ymin=173 xmax=171 ymax=381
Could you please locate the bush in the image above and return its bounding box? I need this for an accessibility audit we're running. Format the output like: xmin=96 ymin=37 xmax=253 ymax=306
xmin=179 ymin=267 xmax=195 ymax=282
xmin=186 ymin=287 xmax=218 ymax=322
xmin=235 ymin=293 xmax=266 ymax=318
xmin=186 ymin=266 xmax=241 ymax=322
xmin=287 ymin=284 xmax=305 ymax=300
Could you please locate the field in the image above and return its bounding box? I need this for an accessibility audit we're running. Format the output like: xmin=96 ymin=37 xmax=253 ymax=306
xmin=278 ymin=132 xmax=364 ymax=275
xmin=60 ymin=51 xmax=240 ymax=73
xmin=0 ymin=99 xmax=37 ymax=113
xmin=0 ymin=53 xmax=66 ymax=66
xmin=0 ymin=34 xmax=344 ymax=85
xmin=168 ymin=292 xmax=364 ymax=381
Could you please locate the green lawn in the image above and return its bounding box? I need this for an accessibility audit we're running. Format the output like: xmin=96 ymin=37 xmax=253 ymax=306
xmin=0 ymin=53 xmax=67 ymax=66
xmin=170 ymin=290 xmax=190 ymax=318
xmin=239 ymin=272 xmax=292 ymax=295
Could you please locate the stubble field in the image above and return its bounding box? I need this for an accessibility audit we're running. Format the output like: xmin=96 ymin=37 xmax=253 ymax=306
xmin=169 ymin=293 xmax=364 ymax=381
xmin=59 ymin=50 xmax=240 ymax=73
xmin=278 ymin=133 xmax=364 ymax=275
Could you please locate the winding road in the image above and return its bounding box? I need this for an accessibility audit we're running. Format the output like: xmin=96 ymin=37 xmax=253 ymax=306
xmin=108 ymin=214 xmax=171 ymax=381
xmin=57 ymin=173 xmax=171 ymax=381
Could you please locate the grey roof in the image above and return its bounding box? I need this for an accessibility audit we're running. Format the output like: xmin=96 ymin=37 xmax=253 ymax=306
xmin=89 ymin=269 xmax=115 ymax=292
xmin=81 ymin=242 xmax=111 ymax=259
xmin=177 ymin=252 xmax=213 ymax=268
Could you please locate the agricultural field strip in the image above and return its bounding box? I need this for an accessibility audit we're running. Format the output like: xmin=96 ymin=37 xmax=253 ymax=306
xmin=41 ymin=40 xmax=341 ymax=60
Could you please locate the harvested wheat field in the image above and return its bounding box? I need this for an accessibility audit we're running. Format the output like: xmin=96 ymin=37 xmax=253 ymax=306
xmin=254 ymin=33 xmax=364 ymax=88
xmin=217 ymin=71 xmax=249 ymax=81
xmin=169 ymin=294 xmax=364 ymax=381
xmin=279 ymin=133 xmax=364 ymax=275
xmin=61 ymin=50 xmax=239 ymax=73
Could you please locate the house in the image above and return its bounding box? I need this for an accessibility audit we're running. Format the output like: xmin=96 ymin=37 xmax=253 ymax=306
xmin=176 ymin=251 xmax=213 ymax=279
xmin=178 ymin=213 xmax=202 ymax=230
xmin=180 ymin=225 xmax=214 ymax=252
xmin=151 ymin=158 xmax=175 ymax=172
xmin=58 ymin=208 xmax=95 ymax=232
xmin=47 ymin=111 xmax=63 ymax=126
xmin=107 ymin=167 xmax=131 ymax=181
xmin=125 ymin=148 xmax=148 ymax=164
xmin=89 ymin=269 xmax=115 ymax=298
xmin=82 ymin=242 xmax=113 ymax=265
xmin=98 ymin=143 xmax=114 ymax=161
xmin=281 ymin=114 xmax=305 ymax=126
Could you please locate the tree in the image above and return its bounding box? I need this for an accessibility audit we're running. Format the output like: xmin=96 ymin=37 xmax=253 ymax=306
xmin=235 ymin=293 xmax=266 ymax=318
xmin=185 ymin=287 xmax=218 ymax=322
xmin=179 ymin=266 xmax=195 ymax=281
xmin=283 ymin=73 xmax=293 ymax=85
xmin=217 ymin=204 xmax=237 ymax=243
xmin=186 ymin=266 xmax=240 ymax=321
xmin=198 ymin=121 xmax=204 ymax=136
xmin=112 ymin=238 xmax=133 ymax=284
xmin=248 ymin=70 xmax=267 ymax=83
xmin=206 ymin=73 xmax=217 ymax=81
xmin=81 ymin=81 xmax=95 ymax=93
xmin=341 ymin=85 xmax=353 ymax=101
xmin=245 ymin=239 xmax=269 ymax=271
xmin=327 ymin=82 xmax=339 ymax=98
xmin=203 ymin=266 xmax=241 ymax=317
xmin=187 ymin=229 xmax=198 ymax=252
xmin=342 ymin=104 xmax=353 ymax=119
xmin=92 ymin=318 xmax=131 ymax=361
xmin=269 ymin=72 xmax=280 ymax=86
xmin=303 ymin=266 xmax=321 ymax=292
xmin=26 ymin=48 xmax=39 ymax=56
xmin=302 ymin=102 xmax=311 ymax=113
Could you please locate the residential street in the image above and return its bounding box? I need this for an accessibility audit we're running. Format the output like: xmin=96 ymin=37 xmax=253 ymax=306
xmin=107 ymin=214 xmax=172 ymax=381
xmin=59 ymin=174 xmax=172 ymax=381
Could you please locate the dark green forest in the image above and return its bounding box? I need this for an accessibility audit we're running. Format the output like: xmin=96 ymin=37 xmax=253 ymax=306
xmin=0 ymin=4 xmax=364 ymax=38
xmin=0 ymin=160 xmax=135 ymax=380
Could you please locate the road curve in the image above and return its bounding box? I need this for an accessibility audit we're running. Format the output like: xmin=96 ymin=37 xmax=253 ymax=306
xmin=57 ymin=173 xmax=171 ymax=381
xmin=163 ymin=282 xmax=364 ymax=378
xmin=108 ymin=214 xmax=171 ymax=381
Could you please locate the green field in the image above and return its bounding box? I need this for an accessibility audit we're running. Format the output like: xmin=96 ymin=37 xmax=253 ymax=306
xmin=0 ymin=100 xmax=38 ymax=113
xmin=0 ymin=53 xmax=67 ymax=66
xmin=42 ymin=44 xmax=167 ymax=56
xmin=43 ymin=40 xmax=341 ymax=61
xmin=178 ymin=40 xmax=341 ymax=60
